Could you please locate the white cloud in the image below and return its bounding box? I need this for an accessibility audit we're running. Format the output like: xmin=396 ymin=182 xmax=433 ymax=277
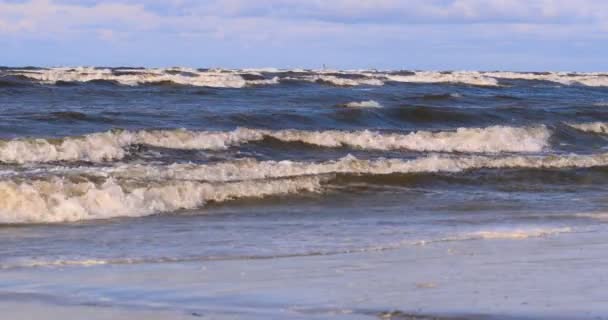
xmin=0 ymin=0 xmax=606 ymax=69
xmin=184 ymin=0 xmax=608 ymax=24
xmin=3 ymin=0 xmax=608 ymax=36
xmin=1 ymin=0 xmax=605 ymax=55
xmin=0 ymin=0 xmax=160 ymax=36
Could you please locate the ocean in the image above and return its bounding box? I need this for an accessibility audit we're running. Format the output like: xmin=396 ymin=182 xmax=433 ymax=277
xmin=1 ymin=67 xmax=608 ymax=319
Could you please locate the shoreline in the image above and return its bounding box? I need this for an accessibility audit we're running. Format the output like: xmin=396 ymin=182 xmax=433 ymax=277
xmin=2 ymin=229 xmax=606 ymax=320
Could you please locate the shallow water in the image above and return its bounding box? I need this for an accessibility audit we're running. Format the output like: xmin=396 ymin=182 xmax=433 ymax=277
xmin=1 ymin=67 xmax=608 ymax=319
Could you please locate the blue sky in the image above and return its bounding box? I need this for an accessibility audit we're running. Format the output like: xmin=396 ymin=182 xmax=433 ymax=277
xmin=1 ymin=0 xmax=607 ymax=71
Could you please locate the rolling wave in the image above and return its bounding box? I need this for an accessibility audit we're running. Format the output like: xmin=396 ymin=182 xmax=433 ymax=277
xmin=2 ymin=150 xmax=607 ymax=223
xmin=0 ymin=125 xmax=550 ymax=163
xmin=341 ymin=100 xmax=383 ymax=108
xmin=385 ymin=71 xmax=499 ymax=86
xmin=4 ymin=67 xmax=278 ymax=88
xmin=483 ymin=71 xmax=608 ymax=87
xmin=5 ymin=67 xmax=608 ymax=88
xmin=0 ymin=175 xmax=323 ymax=223
xmin=284 ymin=75 xmax=384 ymax=86
xmin=106 ymin=152 xmax=608 ymax=183
xmin=567 ymin=121 xmax=608 ymax=134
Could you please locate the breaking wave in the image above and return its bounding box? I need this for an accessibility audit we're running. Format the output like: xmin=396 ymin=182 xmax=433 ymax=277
xmin=6 ymin=67 xmax=278 ymax=88
xmin=3 ymin=150 xmax=608 ymax=223
xmin=107 ymin=152 xmax=608 ymax=183
xmin=7 ymin=68 xmax=608 ymax=88
xmin=341 ymin=100 xmax=383 ymax=108
xmin=567 ymin=121 xmax=608 ymax=134
xmin=0 ymin=176 xmax=322 ymax=223
xmin=386 ymin=71 xmax=608 ymax=87
xmin=0 ymin=125 xmax=551 ymax=163
xmin=287 ymin=75 xmax=384 ymax=87
xmin=386 ymin=71 xmax=499 ymax=87
xmin=483 ymin=71 xmax=608 ymax=87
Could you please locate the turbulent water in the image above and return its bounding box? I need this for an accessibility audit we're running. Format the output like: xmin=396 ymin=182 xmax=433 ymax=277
xmin=2 ymin=67 xmax=608 ymax=318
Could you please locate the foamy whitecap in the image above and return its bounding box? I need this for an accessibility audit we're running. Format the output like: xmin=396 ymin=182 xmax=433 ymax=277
xmin=6 ymin=149 xmax=607 ymax=186
xmin=265 ymin=125 xmax=550 ymax=153
xmin=0 ymin=129 xmax=266 ymax=163
xmin=483 ymin=71 xmax=608 ymax=87
xmin=342 ymin=100 xmax=383 ymax=108
xmin=5 ymin=150 xmax=607 ymax=223
xmin=385 ymin=71 xmax=499 ymax=87
xmin=0 ymin=130 xmax=134 ymax=163
xmin=287 ymin=75 xmax=384 ymax=86
xmin=461 ymin=227 xmax=572 ymax=240
xmin=108 ymin=152 xmax=608 ymax=183
xmin=0 ymin=125 xmax=551 ymax=163
xmin=9 ymin=68 xmax=608 ymax=88
xmin=8 ymin=67 xmax=278 ymax=88
xmin=566 ymin=122 xmax=608 ymax=134
xmin=0 ymin=176 xmax=322 ymax=223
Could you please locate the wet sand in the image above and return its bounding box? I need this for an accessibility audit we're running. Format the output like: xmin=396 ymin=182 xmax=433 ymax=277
xmin=1 ymin=228 xmax=607 ymax=319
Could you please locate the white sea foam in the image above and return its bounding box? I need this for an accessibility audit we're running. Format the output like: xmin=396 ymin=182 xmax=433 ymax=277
xmin=566 ymin=122 xmax=608 ymax=134
xmin=291 ymin=70 xmax=608 ymax=87
xmin=381 ymin=70 xmax=608 ymax=87
xmin=108 ymin=152 xmax=608 ymax=183
xmin=12 ymin=259 xmax=110 ymax=268
xmin=285 ymin=70 xmax=608 ymax=87
xmin=413 ymin=227 xmax=573 ymax=246
xmin=483 ymin=71 xmax=608 ymax=87
xmin=9 ymin=67 xmax=278 ymax=88
xmin=0 ymin=176 xmax=322 ymax=223
xmin=4 ymin=148 xmax=605 ymax=189
xmin=343 ymin=100 xmax=383 ymax=108
xmin=288 ymin=75 xmax=384 ymax=86
xmin=0 ymin=125 xmax=551 ymax=163
xmin=0 ymin=256 xmax=197 ymax=269
xmin=264 ymin=125 xmax=550 ymax=153
xmin=0 ymin=129 xmax=264 ymax=163
xmin=386 ymin=71 xmax=499 ymax=87
xmin=461 ymin=227 xmax=572 ymax=240
xmin=10 ymin=68 xmax=608 ymax=87
xmin=283 ymin=70 xmax=500 ymax=87
xmin=4 ymin=150 xmax=607 ymax=223
xmin=0 ymin=131 xmax=133 ymax=163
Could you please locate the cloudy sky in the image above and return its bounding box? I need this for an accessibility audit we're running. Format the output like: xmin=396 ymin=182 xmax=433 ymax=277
xmin=1 ymin=0 xmax=607 ymax=70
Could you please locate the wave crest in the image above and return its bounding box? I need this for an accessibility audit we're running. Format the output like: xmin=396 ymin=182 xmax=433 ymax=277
xmin=4 ymin=150 xmax=608 ymax=223
xmin=109 ymin=152 xmax=608 ymax=183
xmin=7 ymin=68 xmax=608 ymax=88
xmin=342 ymin=100 xmax=383 ymax=108
xmin=567 ymin=122 xmax=608 ymax=134
xmin=7 ymin=67 xmax=278 ymax=88
xmin=0 ymin=176 xmax=322 ymax=223
xmin=0 ymin=125 xmax=551 ymax=163
xmin=265 ymin=125 xmax=549 ymax=153
xmin=386 ymin=71 xmax=499 ymax=87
